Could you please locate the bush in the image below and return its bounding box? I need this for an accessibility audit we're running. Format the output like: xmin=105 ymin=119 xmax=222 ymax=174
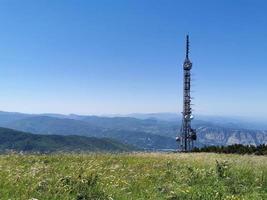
xmin=193 ymin=144 xmax=267 ymax=155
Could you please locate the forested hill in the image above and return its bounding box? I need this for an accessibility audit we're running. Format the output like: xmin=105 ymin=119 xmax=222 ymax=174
xmin=0 ymin=127 xmax=133 ymax=153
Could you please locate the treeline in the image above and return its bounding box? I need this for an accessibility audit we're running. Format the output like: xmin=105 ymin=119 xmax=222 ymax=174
xmin=193 ymin=144 xmax=267 ymax=155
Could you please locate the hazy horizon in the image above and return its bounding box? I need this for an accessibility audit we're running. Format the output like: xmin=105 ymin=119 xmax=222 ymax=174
xmin=1 ymin=109 xmax=267 ymax=122
xmin=0 ymin=1 xmax=266 ymax=118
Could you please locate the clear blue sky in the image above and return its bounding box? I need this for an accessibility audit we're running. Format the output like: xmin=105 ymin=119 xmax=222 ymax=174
xmin=0 ymin=0 xmax=266 ymax=117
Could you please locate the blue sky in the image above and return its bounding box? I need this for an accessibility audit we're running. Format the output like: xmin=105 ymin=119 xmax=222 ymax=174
xmin=0 ymin=0 xmax=266 ymax=117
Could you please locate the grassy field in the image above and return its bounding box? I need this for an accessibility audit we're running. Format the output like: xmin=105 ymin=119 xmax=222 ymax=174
xmin=0 ymin=153 xmax=266 ymax=200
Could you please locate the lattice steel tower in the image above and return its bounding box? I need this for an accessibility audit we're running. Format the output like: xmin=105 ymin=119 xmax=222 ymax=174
xmin=176 ymin=35 xmax=197 ymax=152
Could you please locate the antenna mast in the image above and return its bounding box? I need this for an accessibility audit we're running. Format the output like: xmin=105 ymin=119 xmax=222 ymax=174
xmin=176 ymin=35 xmax=197 ymax=152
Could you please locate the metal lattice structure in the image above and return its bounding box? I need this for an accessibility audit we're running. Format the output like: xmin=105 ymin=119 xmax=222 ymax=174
xmin=176 ymin=35 xmax=197 ymax=152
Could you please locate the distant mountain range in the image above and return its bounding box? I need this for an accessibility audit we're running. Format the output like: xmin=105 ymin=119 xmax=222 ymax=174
xmin=120 ymin=113 xmax=267 ymax=130
xmin=0 ymin=111 xmax=266 ymax=150
xmin=3 ymin=116 xmax=177 ymax=150
xmin=0 ymin=127 xmax=133 ymax=152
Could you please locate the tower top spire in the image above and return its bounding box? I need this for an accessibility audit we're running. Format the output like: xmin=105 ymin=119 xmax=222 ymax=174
xmin=186 ymin=35 xmax=190 ymax=59
xmin=183 ymin=35 xmax=192 ymax=70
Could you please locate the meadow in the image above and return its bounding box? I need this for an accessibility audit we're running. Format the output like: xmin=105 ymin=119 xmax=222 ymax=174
xmin=0 ymin=153 xmax=266 ymax=200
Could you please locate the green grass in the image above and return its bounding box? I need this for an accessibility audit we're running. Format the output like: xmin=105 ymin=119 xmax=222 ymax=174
xmin=0 ymin=153 xmax=266 ymax=200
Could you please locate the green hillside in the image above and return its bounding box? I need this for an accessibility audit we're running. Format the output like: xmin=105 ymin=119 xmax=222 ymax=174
xmin=0 ymin=153 xmax=266 ymax=200
xmin=0 ymin=127 xmax=133 ymax=152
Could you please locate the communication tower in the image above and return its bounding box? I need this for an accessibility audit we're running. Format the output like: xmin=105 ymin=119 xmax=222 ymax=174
xmin=176 ymin=35 xmax=197 ymax=151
